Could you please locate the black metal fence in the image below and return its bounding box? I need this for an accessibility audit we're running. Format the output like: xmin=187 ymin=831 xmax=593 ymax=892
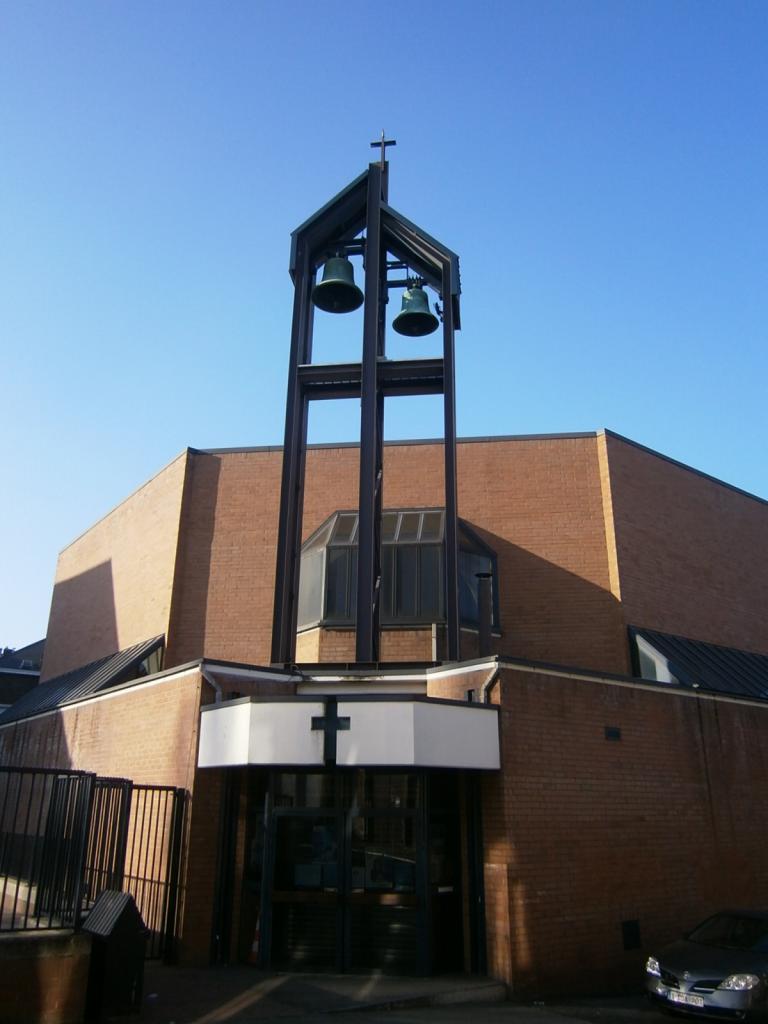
xmin=0 ymin=767 xmax=186 ymax=960
xmin=124 ymin=784 xmax=186 ymax=960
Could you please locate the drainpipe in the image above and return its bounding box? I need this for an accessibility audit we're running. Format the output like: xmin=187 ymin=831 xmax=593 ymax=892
xmin=201 ymin=667 xmax=223 ymax=704
xmin=476 ymin=572 xmax=493 ymax=657
xmin=480 ymin=664 xmax=500 ymax=704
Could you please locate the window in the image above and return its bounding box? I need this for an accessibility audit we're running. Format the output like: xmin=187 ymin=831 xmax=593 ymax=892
xmin=634 ymin=635 xmax=679 ymax=684
xmin=297 ymin=509 xmax=498 ymax=631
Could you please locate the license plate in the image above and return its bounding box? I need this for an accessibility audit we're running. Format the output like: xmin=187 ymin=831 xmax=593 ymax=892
xmin=668 ymin=991 xmax=705 ymax=1008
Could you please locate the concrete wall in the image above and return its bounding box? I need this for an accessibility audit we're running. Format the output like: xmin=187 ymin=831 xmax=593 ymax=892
xmin=0 ymin=931 xmax=91 ymax=1024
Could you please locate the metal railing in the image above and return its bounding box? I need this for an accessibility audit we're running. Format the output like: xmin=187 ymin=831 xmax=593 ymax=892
xmin=0 ymin=767 xmax=186 ymax=960
xmin=124 ymin=784 xmax=186 ymax=960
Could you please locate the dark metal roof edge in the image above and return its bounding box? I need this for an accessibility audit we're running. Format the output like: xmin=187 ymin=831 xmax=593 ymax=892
xmin=289 ymin=169 xmax=369 ymax=277
xmin=197 ymin=431 xmax=601 ymax=456
xmin=200 ymin=693 xmax=497 ymax=711
xmin=604 ymin=430 xmax=768 ymax=507
xmin=629 ymin=625 xmax=768 ymax=661
xmin=381 ymin=202 xmax=459 ymax=271
xmin=201 ymin=658 xmax=302 ymax=679
xmin=0 ymin=640 xmax=184 ymax=728
xmin=51 ymin=654 xmax=202 ymax=707
xmin=290 ymin=663 xmax=438 ymax=676
xmin=631 ymin=626 xmax=768 ymax=701
xmin=492 ymin=651 xmax=768 ymax=708
xmin=40 ymin=635 xmax=165 ymax=690
xmin=290 ymin=168 xmax=369 ymax=240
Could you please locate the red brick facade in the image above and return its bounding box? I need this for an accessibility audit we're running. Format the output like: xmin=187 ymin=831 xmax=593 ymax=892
xmin=42 ymin=453 xmax=188 ymax=681
xmin=481 ymin=662 xmax=768 ymax=992
xmin=39 ymin=433 xmax=768 ymax=682
xmin=604 ymin=432 xmax=768 ymax=654
xmin=5 ymin=431 xmax=768 ymax=992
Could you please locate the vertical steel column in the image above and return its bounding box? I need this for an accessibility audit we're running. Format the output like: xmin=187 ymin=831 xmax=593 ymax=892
xmin=356 ymin=163 xmax=384 ymax=663
xmin=442 ymin=262 xmax=460 ymax=661
xmin=372 ymin=161 xmax=388 ymax=658
xmin=271 ymin=241 xmax=314 ymax=665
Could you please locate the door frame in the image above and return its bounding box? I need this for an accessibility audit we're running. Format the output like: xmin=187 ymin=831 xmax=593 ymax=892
xmin=259 ymin=770 xmax=431 ymax=973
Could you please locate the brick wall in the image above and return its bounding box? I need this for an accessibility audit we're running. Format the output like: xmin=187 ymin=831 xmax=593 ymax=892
xmin=0 ymin=669 xmax=212 ymax=965
xmin=40 ymin=433 xmax=768 ymax=685
xmin=166 ymin=449 xmax=282 ymax=667
xmin=296 ymin=626 xmax=434 ymax=663
xmin=164 ymin=436 xmax=627 ymax=674
xmin=0 ymin=670 xmax=202 ymax=789
xmin=42 ymin=452 xmax=189 ymax=681
xmin=605 ymin=432 xmax=768 ymax=654
xmin=483 ymin=663 xmax=768 ymax=993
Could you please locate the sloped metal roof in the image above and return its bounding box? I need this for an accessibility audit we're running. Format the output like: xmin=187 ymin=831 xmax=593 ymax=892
xmin=633 ymin=627 xmax=768 ymax=701
xmin=0 ymin=636 xmax=164 ymax=726
xmin=288 ymin=166 xmax=461 ymax=326
xmin=0 ymin=639 xmax=45 ymax=671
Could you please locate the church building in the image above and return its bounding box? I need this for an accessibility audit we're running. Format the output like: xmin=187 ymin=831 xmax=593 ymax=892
xmin=2 ymin=155 xmax=768 ymax=995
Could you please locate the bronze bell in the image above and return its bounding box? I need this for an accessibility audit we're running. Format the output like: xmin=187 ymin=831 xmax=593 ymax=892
xmin=392 ymin=284 xmax=439 ymax=337
xmin=311 ymin=256 xmax=364 ymax=314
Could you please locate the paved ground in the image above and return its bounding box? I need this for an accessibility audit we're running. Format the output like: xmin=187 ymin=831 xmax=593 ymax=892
xmin=123 ymin=965 xmax=671 ymax=1024
xmin=276 ymin=1005 xmax=671 ymax=1024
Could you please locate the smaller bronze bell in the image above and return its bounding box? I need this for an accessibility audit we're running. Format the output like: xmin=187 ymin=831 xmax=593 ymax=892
xmin=311 ymin=256 xmax=364 ymax=314
xmin=392 ymin=285 xmax=439 ymax=337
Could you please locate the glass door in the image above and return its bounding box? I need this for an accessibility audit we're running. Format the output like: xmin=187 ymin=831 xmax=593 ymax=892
xmin=262 ymin=770 xmax=459 ymax=974
xmin=270 ymin=812 xmax=342 ymax=970
xmin=346 ymin=810 xmax=424 ymax=972
xmin=266 ymin=772 xmax=343 ymax=970
xmin=344 ymin=770 xmax=425 ymax=973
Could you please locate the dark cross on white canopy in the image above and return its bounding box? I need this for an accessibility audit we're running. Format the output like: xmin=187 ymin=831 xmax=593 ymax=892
xmin=311 ymin=698 xmax=351 ymax=765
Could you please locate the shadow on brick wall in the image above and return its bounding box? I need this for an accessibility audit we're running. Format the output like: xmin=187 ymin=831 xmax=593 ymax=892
xmin=464 ymin=524 xmax=629 ymax=676
xmin=166 ymin=452 xmax=221 ymax=666
xmin=41 ymin=560 xmax=118 ymax=682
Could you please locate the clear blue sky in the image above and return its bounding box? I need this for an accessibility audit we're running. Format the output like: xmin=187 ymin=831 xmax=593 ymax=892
xmin=2 ymin=1 xmax=766 ymax=647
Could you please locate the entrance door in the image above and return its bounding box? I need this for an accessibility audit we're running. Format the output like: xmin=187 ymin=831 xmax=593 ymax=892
xmin=271 ymin=812 xmax=342 ymax=969
xmin=264 ymin=771 xmax=431 ymax=973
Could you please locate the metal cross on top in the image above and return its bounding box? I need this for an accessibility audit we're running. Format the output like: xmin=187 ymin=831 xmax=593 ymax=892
xmin=370 ymin=131 xmax=396 ymax=167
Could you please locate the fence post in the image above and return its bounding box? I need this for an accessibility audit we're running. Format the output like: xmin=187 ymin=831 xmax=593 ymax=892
xmin=162 ymin=787 xmax=186 ymax=963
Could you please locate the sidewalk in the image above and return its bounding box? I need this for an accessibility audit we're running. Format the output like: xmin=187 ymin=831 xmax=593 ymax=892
xmin=123 ymin=965 xmax=671 ymax=1024
xmin=128 ymin=965 xmax=507 ymax=1023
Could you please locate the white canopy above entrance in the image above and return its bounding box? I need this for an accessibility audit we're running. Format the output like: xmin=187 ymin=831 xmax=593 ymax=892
xmin=198 ymin=696 xmax=499 ymax=770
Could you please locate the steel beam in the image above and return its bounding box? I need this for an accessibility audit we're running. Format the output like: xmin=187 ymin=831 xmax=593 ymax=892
xmin=273 ymin=159 xmax=461 ymax=669
xmin=270 ymin=240 xmax=313 ymax=665
xmin=297 ymin=358 xmax=444 ymax=400
xmin=356 ymin=164 xmax=383 ymax=663
xmin=442 ymin=260 xmax=460 ymax=661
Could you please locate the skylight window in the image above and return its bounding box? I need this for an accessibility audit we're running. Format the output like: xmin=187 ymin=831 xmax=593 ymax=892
xmin=297 ymin=509 xmax=497 ymax=632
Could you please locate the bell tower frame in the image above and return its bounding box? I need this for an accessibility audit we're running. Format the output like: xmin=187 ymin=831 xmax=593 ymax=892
xmin=270 ymin=153 xmax=462 ymax=666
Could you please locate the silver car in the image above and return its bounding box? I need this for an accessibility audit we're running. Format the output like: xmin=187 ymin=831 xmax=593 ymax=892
xmin=646 ymin=911 xmax=768 ymax=1019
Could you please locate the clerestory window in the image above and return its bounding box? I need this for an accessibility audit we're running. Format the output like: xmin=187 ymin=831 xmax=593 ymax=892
xmin=297 ymin=509 xmax=497 ymax=631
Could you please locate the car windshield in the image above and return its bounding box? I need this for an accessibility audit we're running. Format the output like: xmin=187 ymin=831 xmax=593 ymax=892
xmin=688 ymin=914 xmax=768 ymax=952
